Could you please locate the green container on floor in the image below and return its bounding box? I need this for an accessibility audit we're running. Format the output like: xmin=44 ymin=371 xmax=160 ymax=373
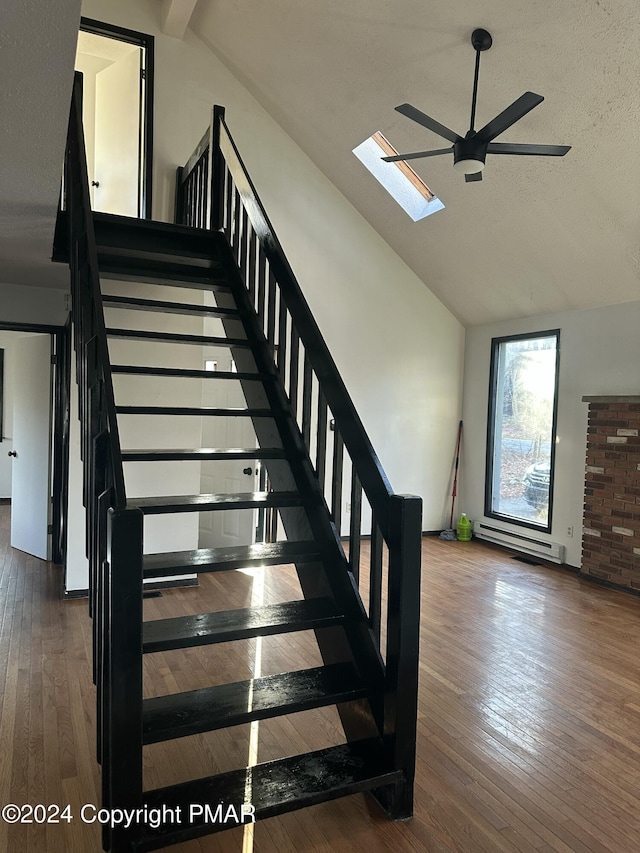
xmin=457 ymin=513 xmax=472 ymax=541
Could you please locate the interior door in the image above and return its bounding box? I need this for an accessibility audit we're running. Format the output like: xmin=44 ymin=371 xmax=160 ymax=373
xmin=10 ymin=335 xmax=53 ymax=559
xmin=93 ymin=46 xmax=143 ymax=217
xmin=199 ymin=357 xmax=258 ymax=549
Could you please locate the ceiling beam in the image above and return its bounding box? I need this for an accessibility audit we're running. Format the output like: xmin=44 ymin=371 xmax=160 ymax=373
xmin=161 ymin=0 xmax=199 ymax=39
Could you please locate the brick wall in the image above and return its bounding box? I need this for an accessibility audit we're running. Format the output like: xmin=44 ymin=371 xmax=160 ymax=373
xmin=582 ymin=397 xmax=640 ymax=590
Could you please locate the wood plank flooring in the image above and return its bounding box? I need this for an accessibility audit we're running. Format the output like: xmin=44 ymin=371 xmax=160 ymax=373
xmin=2 ymin=503 xmax=640 ymax=852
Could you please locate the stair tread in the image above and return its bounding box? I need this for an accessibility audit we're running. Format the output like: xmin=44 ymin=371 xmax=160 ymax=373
xmin=122 ymin=447 xmax=286 ymax=462
xmin=106 ymin=328 xmax=249 ymax=347
xmin=139 ymin=740 xmax=400 ymax=847
xmin=116 ymin=405 xmax=278 ymax=417
xmin=142 ymin=540 xmax=321 ymax=578
xmin=143 ymin=597 xmax=343 ymax=653
xmin=98 ymin=246 xmax=221 ymax=269
xmin=99 ymin=266 xmax=231 ymax=291
xmin=143 ymin=662 xmax=367 ymax=744
xmin=98 ymin=254 xmax=222 ymax=276
xmin=111 ymin=365 xmax=269 ymax=381
xmin=103 ymin=294 xmax=239 ymax=317
xmin=129 ymin=491 xmax=302 ymax=515
xmin=98 ymin=256 xmax=230 ymax=287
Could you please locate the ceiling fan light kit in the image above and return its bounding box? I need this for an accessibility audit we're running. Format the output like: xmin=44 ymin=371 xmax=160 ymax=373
xmin=383 ymin=28 xmax=570 ymax=183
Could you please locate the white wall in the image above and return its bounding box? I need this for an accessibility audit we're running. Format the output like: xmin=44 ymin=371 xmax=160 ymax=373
xmin=462 ymin=300 xmax=640 ymax=568
xmin=81 ymin=0 xmax=465 ymax=529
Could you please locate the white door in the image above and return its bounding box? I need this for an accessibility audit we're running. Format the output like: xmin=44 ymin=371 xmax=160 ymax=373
xmin=93 ymin=47 xmax=143 ymax=217
xmin=199 ymin=357 xmax=258 ymax=549
xmin=10 ymin=335 xmax=53 ymax=559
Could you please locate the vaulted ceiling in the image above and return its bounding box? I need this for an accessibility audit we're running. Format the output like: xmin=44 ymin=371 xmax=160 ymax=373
xmin=187 ymin=0 xmax=640 ymax=325
xmin=3 ymin=1 xmax=639 ymax=327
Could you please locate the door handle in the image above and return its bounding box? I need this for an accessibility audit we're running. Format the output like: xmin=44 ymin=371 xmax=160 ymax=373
xmin=7 ymin=451 xmax=16 ymax=457
xmin=242 ymin=467 xmax=253 ymax=476
xmin=91 ymin=180 xmax=100 ymax=187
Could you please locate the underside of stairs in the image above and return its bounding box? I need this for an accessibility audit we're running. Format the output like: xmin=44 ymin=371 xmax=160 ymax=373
xmin=59 ymin=76 xmax=421 ymax=852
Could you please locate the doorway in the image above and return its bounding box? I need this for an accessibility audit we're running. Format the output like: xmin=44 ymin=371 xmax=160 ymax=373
xmin=75 ymin=18 xmax=154 ymax=219
xmin=0 ymin=325 xmax=69 ymax=566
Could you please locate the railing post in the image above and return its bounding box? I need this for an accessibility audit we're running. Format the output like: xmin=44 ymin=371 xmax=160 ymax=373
xmin=210 ymin=104 xmax=226 ymax=231
xmin=103 ymin=506 xmax=144 ymax=853
xmin=383 ymin=493 xmax=422 ymax=819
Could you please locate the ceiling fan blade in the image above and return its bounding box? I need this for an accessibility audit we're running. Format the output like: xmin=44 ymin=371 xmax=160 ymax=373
xmin=395 ymin=103 xmax=461 ymax=143
xmin=465 ymin=172 xmax=483 ymax=182
xmin=382 ymin=147 xmax=452 ymax=163
xmin=475 ymin=92 xmax=544 ymax=143
xmin=487 ymin=142 xmax=571 ymax=156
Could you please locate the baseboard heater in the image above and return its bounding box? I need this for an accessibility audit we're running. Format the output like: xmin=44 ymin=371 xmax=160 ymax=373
xmin=473 ymin=521 xmax=565 ymax=564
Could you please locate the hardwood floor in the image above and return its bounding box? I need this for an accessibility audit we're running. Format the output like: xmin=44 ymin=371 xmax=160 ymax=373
xmin=2 ymin=503 xmax=640 ymax=852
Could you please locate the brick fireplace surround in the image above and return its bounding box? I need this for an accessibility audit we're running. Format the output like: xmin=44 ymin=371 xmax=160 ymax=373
xmin=582 ymin=396 xmax=640 ymax=592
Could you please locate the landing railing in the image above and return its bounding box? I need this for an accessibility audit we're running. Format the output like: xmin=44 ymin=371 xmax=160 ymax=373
xmin=177 ymin=105 xmax=422 ymax=815
xmin=63 ymin=72 xmax=143 ymax=851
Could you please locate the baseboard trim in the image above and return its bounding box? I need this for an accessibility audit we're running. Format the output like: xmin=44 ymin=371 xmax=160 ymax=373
xmin=143 ymin=577 xmax=199 ymax=591
xmin=577 ymin=570 xmax=640 ymax=598
xmin=63 ymin=588 xmax=89 ymax=600
xmin=340 ymin=530 xmax=438 ymax=542
xmin=0 ymin=497 xmax=11 ymax=505
xmin=63 ymin=577 xmax=199 ymax=600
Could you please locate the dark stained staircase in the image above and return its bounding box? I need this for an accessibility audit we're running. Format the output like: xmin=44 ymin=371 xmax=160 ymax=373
xmin=59 ymin=74 xmax=422 ymax=852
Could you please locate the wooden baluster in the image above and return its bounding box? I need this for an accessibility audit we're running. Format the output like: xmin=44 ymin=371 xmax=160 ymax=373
xmin=201 ymin=156 xmax=209 ymax=228
xmin=369 ymin=514 xmax=383 ymax=642
xmin=247 ymin=231 xmax=257 ymax=304
xmin=331 ymin=429 xmax=344 ymax=532
xmin=266 ymin=268 xmax=277 ymax=354
xmin=349 ymin=471 xmax=362 ymax=583
xmin=239 ymin=207 xmax=249 ymax=280
xmin=232 ymin=187 xmax=241 ymax=260
xmin=257 ymin=249 xmax=267 ymax=327
xmin=288 ymin=327 xmax=299 ymax=415
xmin=277 ymin=294 xmax=288 ymax=379
xmin=301 ymin=354 xmax=313 ymax=450
xmin=224 ymin=168 xmax=233 ymax=238
xmin=316 ymin=389 xmax=328 ymax=488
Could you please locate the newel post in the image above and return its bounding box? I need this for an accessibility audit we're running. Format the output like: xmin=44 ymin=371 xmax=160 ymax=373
xmin=103 ymin=506 xmax=144 ymax=852
xmin=210 ymin=104 xmax=226 ymax=231
xmin=385 ymin=493 xmax=422 ymax=819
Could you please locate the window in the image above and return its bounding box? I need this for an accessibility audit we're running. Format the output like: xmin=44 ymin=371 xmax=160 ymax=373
xmin=486 ymin=330 xmax=560 ymax=531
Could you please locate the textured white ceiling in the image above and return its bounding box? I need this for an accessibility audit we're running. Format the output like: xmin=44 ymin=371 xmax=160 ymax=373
xmin=190 ymin=0 xmax=640 ymax=325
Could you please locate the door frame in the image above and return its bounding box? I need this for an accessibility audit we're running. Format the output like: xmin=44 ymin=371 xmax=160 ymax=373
xmin=80 ymin=16 xmax=155 ymax=219
xmin=0 ymin=321 xmax=71 ymax=569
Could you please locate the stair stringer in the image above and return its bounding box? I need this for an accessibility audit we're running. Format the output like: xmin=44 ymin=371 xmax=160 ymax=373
xmin=213 ymin=232 xmax=387 ymax=746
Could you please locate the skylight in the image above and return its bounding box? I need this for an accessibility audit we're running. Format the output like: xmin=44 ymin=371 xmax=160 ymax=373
xmin=353 ymin=131 xmax=444 ymax=221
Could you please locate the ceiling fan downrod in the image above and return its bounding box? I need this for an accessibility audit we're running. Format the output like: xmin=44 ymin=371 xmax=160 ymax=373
xmin=468 ymin=28 xmax=492 ymax=133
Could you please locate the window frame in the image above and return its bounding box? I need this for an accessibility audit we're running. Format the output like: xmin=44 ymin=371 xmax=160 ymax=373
xmin=484 ymin=329 xmax=561 ymax=533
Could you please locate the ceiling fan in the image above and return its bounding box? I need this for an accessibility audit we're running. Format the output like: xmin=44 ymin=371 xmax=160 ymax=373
xmin=382 ymin=28 xmax=571 ymax=182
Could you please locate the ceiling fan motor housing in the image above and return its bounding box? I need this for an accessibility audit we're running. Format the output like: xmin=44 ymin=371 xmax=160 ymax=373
xmin=453 ymin=138 xmax=487 ymax=173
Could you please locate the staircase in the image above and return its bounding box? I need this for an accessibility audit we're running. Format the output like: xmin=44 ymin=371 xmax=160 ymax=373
xmin=59 ymin=74 xmax=422 ymax=852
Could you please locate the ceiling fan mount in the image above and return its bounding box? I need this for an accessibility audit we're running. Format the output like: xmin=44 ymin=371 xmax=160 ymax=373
xmin=382 ymin=28 xmax=570 ymax=183
xmin=471 ymin=27 xmax=493 ymax=52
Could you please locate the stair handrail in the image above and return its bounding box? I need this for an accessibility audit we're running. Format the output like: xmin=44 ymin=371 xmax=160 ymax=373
xmin=215 ymin=111 xmax=399 ymax=541
xmin=64 ymin=72 xmax=126 ymax=509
